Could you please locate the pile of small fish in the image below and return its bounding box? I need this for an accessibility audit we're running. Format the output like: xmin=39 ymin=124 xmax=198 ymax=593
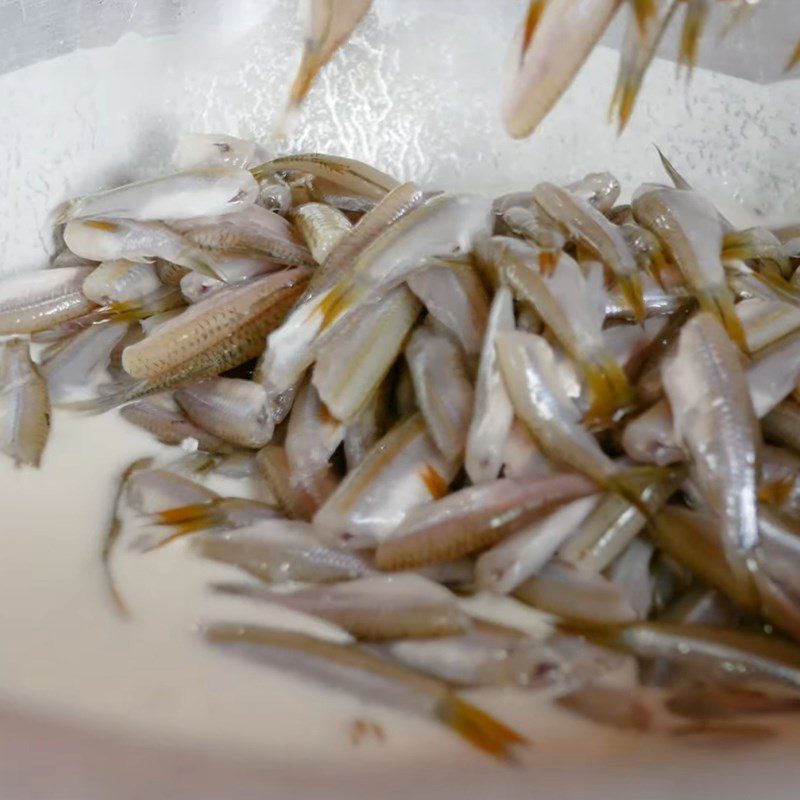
xmin=7 ymin=135 xmax=800 ymax=760
xmin=283 ymin=1 xmax=800 ymax=138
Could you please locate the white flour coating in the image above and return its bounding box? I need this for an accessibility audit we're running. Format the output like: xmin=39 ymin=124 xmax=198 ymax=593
xmin=0 ymin=4 xmax=800 ymax=769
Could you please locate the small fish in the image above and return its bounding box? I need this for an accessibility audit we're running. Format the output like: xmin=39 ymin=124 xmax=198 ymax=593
xmin=54 ymin=167 xmax=258 ymax=223
xmin=475 ymin=496 xmax=598 ymax=594
xmin=632 ymin=185 xmax=745 ymax=347
xmin=313 ymin=414 xmax=458 ymax=548
xmin=514 ymin=559 xmax=638 ymax=625
xmin=533 ymin=181 xmax=644 ymax=322
xmin=175 ymin=377 xmax=274 ymax=449
xmin=214 ymin=573 xmax=467 ymax=641
xmin=285 ymin=379 xmax=344 ymax=505
xmin=101 ymin=456 xmax=154 ymax=616
xmin=407 ymin=258 xmax=490 ymax=358
xmin=82 ymin=260 xmax=162 ymax=305
xmin=0 ymin=339 xmax=51 ymax=467
xmin=375 ymin=472 xmax=597 ymax=572
xmin=560 ymin=619 xmax=800 ymax=691
xmin=405 ymin=324 xmax=474 ymax=460
xmin=169 ymin=205 xmax=314 ymax=268
xmin=63 ymin=219 xmax=221 ymax=279
xmin=252 ymin=153 xmax=395 ymax=210
xmin=312 ymin=286 xmax=421 ymax=422
xmin=288 ymin=202 xmax=353 ymax=264
xmin=193 ymin=519 xmax=373 ymax=583
xmin=172 ymin=133 xmax=257 ymax=170
xmin=503 ymin=0 xmax=623 ymax=138
xmin=204 ymin=623 xmax=527 ymax=760
xmin=464 ymin=286 xmax=515 ymax=484
xmin=565 ymin=172 xmax=621 ymax=214
xmin=100 ymin=268 xmax=311 ymax=407
xmin=0 ymin=267 xmax=96 ymax=334
xmin=661 ymin=313 xmax=761 ymax=577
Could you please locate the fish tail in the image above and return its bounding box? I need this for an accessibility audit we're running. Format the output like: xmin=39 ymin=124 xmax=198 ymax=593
xmin=435 ymin=694 xmax=528 ymax=761
xmin=785 ymin=37 xmax=800 ymax=73
xmin=538 ymin=249 xmax=559 ymax=276
xmin=630 ymin=0 xmax=657 ymax=39
xmin=695 ymin=286 xmax=747 ymax=352
xmin=616 ymin=271 xmax=646 ymax=324
xmin=287 ymin=52 xmax=321 ymax=114
xmin=648 ymin=249 xmax=670 ymax=289
xmin=154 ymin=500 xmax=222 ymax=535
xmin=581 ymin=354 xmax=634 ymax=430
xmin=319 ymin=281 xmax=362 ymax=331
xmin=678 ymin=0 xmax=709 ymax=76
xmin=601 ymin=465 xmax=676 ymax=520
xmin=58 ymin=381 xmax=150 ymax=414
xmin=520 ymin=0 xmax=547 ymax=58
xmin=758 ymin=477 xmax=794 ymax=509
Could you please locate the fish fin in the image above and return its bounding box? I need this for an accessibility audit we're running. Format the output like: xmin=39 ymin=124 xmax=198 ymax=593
xmin=677 ymin=0 xmax=709 ymax=77
xmin=319 ymin=282 xmax=361 ymax=331
xmin=287 ymin=52 xmax=323 ymax=114
xmin=601 ymin=465 xmax=677 ymax=520
xmin=581 ymin=354 xmax=635 ymax=430
xmin=629 ymin=0 xmax=657 ymax=39
xmin=538 ymin=250 xmax=559 ymax=276
xmin=721 ymin=230 xmax=790 ymax=277
xmin=785 ymin=37 xmax=800 ymax=73
xmin=758 ymin=478 xmax=794 ymax=509
xmin=654 ymin=145 xmax=692 ymax=191
xmin=177 ymin=249 xmax=225 ymax=281
xmin=51 ymin=199 xmax=78 ymax=225
xmin=154 ymin=501 xmax=222 ymax=534
xmin=615 ymin=271 xmax=646 ymax=324
xmin=695 ymin=286 xmax=747 ymax=352
xmin=648 ymin=249 xmax=670 ymax=289
xmin=520 ymin=0 xmax=547 ymax=59
xmin=58 ymin=381 xmax=150 ymax=414
xmin=435 ymin=694 xmax=528 ymax=761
